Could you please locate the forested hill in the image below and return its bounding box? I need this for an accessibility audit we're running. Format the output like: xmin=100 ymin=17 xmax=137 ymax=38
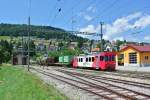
xmin=0 ymin=23 xmax=87 ymax=41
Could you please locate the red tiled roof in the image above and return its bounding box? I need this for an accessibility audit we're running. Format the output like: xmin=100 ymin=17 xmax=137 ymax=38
xmin=120 ymin=45 xmax=150 ymax=52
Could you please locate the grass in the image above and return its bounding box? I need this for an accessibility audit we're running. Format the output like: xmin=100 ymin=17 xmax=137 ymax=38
xmin=0 ymin=65 xmax=68 ymax=100
xmin=0 ymin=36 xmax=10 ymax=40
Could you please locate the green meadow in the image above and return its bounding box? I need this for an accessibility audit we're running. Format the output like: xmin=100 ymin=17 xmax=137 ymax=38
xmin=0 ymin=65 xmax=68 ymax=100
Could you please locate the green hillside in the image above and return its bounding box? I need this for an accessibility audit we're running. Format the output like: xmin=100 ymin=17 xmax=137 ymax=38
xmin=0 ymin=23 xmax=87 ymax=42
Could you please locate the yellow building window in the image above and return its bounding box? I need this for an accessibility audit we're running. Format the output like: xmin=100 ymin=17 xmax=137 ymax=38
xmin=129 ymin=53 xmax=137 ymax=64
xmin=145 ymin=56 xmax=149 ymax=60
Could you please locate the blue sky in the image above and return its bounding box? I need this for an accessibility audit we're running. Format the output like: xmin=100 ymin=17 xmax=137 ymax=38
xmin=0 ymin=0 xmax=150 ymax=42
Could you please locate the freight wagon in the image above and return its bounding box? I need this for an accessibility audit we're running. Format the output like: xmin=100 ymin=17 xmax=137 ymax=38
xmin=59 ymin=55 xmax=73 ymax=66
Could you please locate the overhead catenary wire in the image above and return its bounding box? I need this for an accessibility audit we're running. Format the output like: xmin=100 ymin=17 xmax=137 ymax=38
xmin=77 ymin=1 xmax=150 ymax=42
xmin=116 ymin=5 xmax=150 ymax=41
xmin=83 ymin=2 xmax=150 ymax=29
xmin=63 ymin=0 xmax=99 ymax=26
xmin=50 ymin=0 xmax=62 ymax=25
xmin=51 ymin=8 xmax=62 ymax=25
xmin=69 ymin=0 xmax=119 ymax=39
xmin=60 ymin=0 xmax=84 ymax=24
xmin=80 ymin=0 xmax=119 ymax=28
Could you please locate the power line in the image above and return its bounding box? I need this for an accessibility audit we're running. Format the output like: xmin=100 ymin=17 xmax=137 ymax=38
xmin=122 ymin=4 xmax=150 ymax=40
xmin=50 ymin=0 xmax=62 ymax=25
xmin=78 ymin=1 xmax=150 ymax=34
xmin=50 ymin=0 xmax=83 ymax=27
xmin=59 ymin=0 xmax=85 ymax=27
xmin=51 ymin=8 xmax=62 ymax=25
xmin=80 ymin=0 xmax=119 ymax=28
xmin=132 ymin=4 xmax=150 ymax=13
xmin=63 ymin=0 xmax=98 ymax=26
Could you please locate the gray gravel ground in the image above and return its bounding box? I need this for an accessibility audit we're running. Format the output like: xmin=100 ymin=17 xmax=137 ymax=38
xmin=30 ymin=66 xmax=103 ymax=100
xmin=28 ymin=65 xmax=150 ymax=100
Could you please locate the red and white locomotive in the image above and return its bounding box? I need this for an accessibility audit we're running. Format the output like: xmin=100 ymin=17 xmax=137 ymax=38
xmin=72 ymin=52 xmax=116 ymax=71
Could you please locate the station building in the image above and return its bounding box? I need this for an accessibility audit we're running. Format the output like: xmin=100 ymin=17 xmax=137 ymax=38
xmin=12 ymin=48 xmax=28 ymax=65
xmin=118 ymin=45 xmax=150 ymax=67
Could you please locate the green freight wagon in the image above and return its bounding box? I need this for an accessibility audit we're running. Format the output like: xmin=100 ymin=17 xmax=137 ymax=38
xmin=59 ymin=56 xmax=64 ymax=63
xmin=58 ymin=55 xmax=73 ymax=67
xmin=63 ymin=56 xmax=73 ymax=63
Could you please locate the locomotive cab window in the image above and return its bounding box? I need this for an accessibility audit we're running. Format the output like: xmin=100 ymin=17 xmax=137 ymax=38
xmin=89 ymin=57 xmax=92 ymax=62
xmin=105 ymin=56 xmax=109 ymax=61
xmin=86 ymin=58 xmax=88 ymax=62
xmin=109 ymin=56 xmax=111 ymax=61
xmin=92 ymin=57 xmax=94 ymax=62
xmin=100 ymin=56 xmax=104 ymax=61
xmin=112 ymin=55 xmax=115 ymax=61
xmin=81 ymin=58 xmax=83 ymax=62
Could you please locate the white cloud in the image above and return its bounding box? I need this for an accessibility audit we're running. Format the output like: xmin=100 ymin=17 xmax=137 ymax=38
xmin=87 ymin=6 xmax=96 ymax=13
xmin=79 ymin=12 xmax=150 ymax=41
xmin=84 ymin=15 xmax=92 ymax=21
xmin=113 ymin=37 xmax=124 ymax=41
xmin=77 ymin=12 xmax=93 ymax=21
xmin=104 ymin=12 xmax=142 ymax=40
xmin=79 ymin=25 xmax=96 ymax=33
xmin=126 ymin=12 xmax=142 ymax=20
xmin=79 ymin=24 xmax=101 ymax=34
xmin=133 ymin=15 xmax=150 ymax=28
xmin=144 ymin=36 xmax=150 ymax=41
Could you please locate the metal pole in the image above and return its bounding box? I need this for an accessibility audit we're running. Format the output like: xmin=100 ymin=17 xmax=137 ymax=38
xmin=27 ymin=16 xmax=30 ymax=71
xmin=21 ymin=32 xmax=24 ymax=66
xmin=100 ymin=22 xmax=103 ymax=52
xmin=71 ymin=7 xmax=74 ymax=40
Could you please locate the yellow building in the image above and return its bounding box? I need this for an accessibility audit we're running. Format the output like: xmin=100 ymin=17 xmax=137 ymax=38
xmin=118 ymin=45 xmax=150 ymax=67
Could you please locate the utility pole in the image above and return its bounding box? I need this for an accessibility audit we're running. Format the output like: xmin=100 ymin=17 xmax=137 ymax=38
xmin=27 ymin=0 xmax=31 ymax=71
xmin=71 ymin=7 xmax=75 ymax=39
xmin=27 ymin=16 xmax=30 ymax=71
xmin=100 ymin=22 xmax=104 ymax=52
xmin=21 ymin=32 xmax=24 ymax=66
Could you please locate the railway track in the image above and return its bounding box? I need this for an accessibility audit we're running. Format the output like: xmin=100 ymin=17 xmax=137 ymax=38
xmin=55 ymin=69 xmax=150 ymax=100
xmin=56 ymin=69 xmax=150 ymax=89
xmin=30 ymin=66 xmax=150 ymax=100
xmin=49 ymin=65 xmax=150 ymax=80
xmin=102 ymin=71 xmax=150 ymax=80
xmin=38 ymin=64 xmax=150 ymax=80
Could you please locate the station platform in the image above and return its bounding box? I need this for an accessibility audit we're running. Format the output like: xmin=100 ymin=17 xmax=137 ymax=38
xmin=116 ymin=66 xmax=150 ymax=72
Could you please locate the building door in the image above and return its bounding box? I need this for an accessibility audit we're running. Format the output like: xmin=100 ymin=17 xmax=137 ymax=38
xmin=118 ymin=54 xmax=124 ymax=66
xmin=129 ymin=52 xmax=137 ymax=64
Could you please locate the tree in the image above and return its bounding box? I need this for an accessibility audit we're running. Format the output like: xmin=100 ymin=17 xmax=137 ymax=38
xmin=77 ymin=40 xmax=84 ymax=49
xmin=115 ymin=40 xmax=125 ymax=51
xmin=29 ymin=40 xmax=36 ymax=56
xmin=89 ymin=40 xmax=94 ymax=52
xmin=58 ymin=42 xmax=64 ymax=50
xmin=48 ymin=47 xmax=83 ymax=57
xmin=0 ymin=40 xmax=13 ymax=63
xmin=0 ymin=46 xmax=4 ymax=64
